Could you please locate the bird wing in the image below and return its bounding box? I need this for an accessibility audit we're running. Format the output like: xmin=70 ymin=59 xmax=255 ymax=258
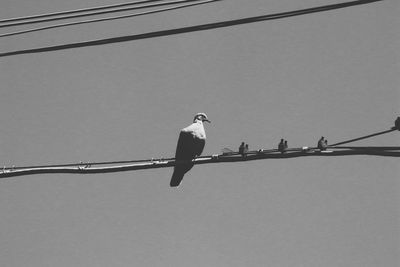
xmin=170 ymin=123 xmax=206 ymax=187
xmin=175 ymin=130 xmax=205 ymax=159
xmin=175 ymin=131 xmax=198 ymax=160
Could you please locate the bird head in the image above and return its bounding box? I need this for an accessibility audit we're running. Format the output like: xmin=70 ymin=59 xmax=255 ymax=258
xmin=193 ymin=113 xmax=211 ymax=123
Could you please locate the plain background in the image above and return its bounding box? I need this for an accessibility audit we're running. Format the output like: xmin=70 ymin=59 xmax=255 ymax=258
xmin=0 ymin=0 xmax=399 ymax=266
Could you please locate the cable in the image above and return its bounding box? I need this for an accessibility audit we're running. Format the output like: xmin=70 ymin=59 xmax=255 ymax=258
xmin=1 ymin=147 xmax=399 ymax=179
xmin=329 ymin=128 xmax=396 ymax=147
xmin=5 ymin=156 xmax=175 ymax=170
xmin=0 ymin=0 xmax=221 ymax=38
xmin=0 ymin=0 xmax=383 ymax=58
xmin=329 ymin=146 xmax=400 ymax=150
xmin=0 ymin=0 xmax=207 ymax=28
xmin=1 ymin=115 xmax=398 ymax=178
xmin=4 ymin=145 xmax=398 ymax=171
xmin=0 ymin=0 xmax=164 ymax=23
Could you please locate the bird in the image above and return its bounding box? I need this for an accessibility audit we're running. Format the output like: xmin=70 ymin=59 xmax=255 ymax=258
xmin=317 ymin=136 xmax=327 ymax=150
xmin=244 ymin=144 xmax=249 ymax=154
xmin=278 ymin=139 xmax=285 ymax=153
xmin=170 ymin=113 xmax=210 ymax=187
xmin=239 ymin=142 xmax=245 ymax=155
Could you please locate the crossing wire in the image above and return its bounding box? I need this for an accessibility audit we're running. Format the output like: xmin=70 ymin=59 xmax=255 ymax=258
xmin=0 ymin=0 xmax=208 ymax=28
xmin=0 ymin=0 xmax=383 ymax=58
xmin=0 ymin=1 xmax=166 ymax=23
xmin=0 ymin=0 xmax=221 ymax=38
xmin=329 ymin=129 xmax=397 ymax=147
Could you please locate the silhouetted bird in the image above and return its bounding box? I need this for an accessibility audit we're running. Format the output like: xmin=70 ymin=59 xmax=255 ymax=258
xmin=170 ymin=113 xmax=210 ymax=187
xmin=239 ymin=142 xmax=245 ymax=155
xmin=278 ymin=139 xmax=285 ymax=153
xmin=318 ymin=136 xmax=327 ymax=150
xmin=284 ymin=140 xmax=288 ymax=150
xmin=244 ymin=144 xmax=249 ymax=154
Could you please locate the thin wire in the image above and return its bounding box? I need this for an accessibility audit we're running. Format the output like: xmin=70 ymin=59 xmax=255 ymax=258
xmin=0 ymin=0 xmax=164 ymax=23
xmin=0 ymin=0 xmax=383 ymax=58
xmin=329 ymin=128 xmax=396 ymax=147
xmin=329 ymin=146 xmax=400 ymax=150
xmin=0 ymin=0 xmax=205 ymax=28
xmin=0 ymin=0 xmax=221 ymax=38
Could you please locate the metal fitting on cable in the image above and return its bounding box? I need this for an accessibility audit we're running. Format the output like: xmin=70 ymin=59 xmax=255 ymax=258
xmin=392 ymin=117 xmax=400 ymax=131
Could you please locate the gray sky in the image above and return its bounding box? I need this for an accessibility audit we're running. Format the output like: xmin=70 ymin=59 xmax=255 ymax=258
xmin=0 ymin=0 xmax=399 ymax=266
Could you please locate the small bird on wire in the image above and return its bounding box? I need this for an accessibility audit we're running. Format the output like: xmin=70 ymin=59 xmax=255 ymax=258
xmin=239 ymin=142 xmax=245 ymax=156
xmin=278 ymin=139 xmax=285 ymax=153
xmin=244 ymin=144 xmax=249 ymax=154
xmin=170 ymin=113 xmax=211 ymax=187
xmin=317 ymin=136 xmax=328 ymax=150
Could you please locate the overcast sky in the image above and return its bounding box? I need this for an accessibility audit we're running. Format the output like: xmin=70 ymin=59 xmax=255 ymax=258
xmin=0 ymin=0 xmax=399 ymax=266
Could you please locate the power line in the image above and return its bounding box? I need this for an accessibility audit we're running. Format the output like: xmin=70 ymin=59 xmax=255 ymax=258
xmin=0 ymin=0 xmax=164 ymax=23
xmin=0 ymin=0 xmax=221 ymax=38
xmin=329 ymin=117 xmax=400 ymax=146
xmin=1 ymin=117 xmax=398 ymax=179
xmin=0 ymin=0 xmax=208 ymax=28
xmin=329 ymin=129 xmax=397 ymax=147
xmin=0 ymin=0 xmax=383 ymax=58
xmin=1 ymin=147 xmax=399 ymax=179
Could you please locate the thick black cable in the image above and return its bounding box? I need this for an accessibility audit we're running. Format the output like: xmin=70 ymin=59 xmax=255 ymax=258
xmin=1 ymin=148 xmax=399 ymax=179
xmin=0 ymin=0 xmax=165 ymax=23
xmin=3 ymin=146 xmax=398 ymax=171
xmin=0 ymin=0 xmax=205 ymax=28
xmin=4 ymin=157 xmax=175 ymax=170
xmin=0 ymin=0 xmax=220 ymax=38
xmin=0 ymin=0 xmax=383 ymax=58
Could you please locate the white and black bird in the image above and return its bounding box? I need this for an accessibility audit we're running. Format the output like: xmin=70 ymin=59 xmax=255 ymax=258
xmin=170 ymin=113 xmax=210 ymax=187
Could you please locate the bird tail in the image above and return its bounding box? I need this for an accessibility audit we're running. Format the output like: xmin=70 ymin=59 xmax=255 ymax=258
xmin=170 ymin=170 xmax=185 ymax=187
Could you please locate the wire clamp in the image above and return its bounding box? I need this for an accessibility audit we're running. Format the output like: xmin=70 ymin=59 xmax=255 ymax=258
xmin=392 ymin=117 xmax=400 ymax=131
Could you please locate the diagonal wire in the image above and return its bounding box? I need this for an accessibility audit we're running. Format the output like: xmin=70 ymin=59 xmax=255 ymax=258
xmin=0 ymin=0 xmax=207 ymax=28
xmin=0 ymin=0 xmax=383 ymax=58
xmin=0 ymin=0 xmax=221 ymax=38
xmin=0 ymin=0 xmax=165 ymax=23
xmin=329 ymin=128 xmax=396 ymax=147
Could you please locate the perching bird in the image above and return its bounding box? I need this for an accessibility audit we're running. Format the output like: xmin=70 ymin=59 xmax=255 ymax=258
xmin=239 ymin=142 xmax=245 ymax=155
xmin=170 ymin=113 xmax=210 ymax=187
xmin=317 ymin=136 xmax=327 ymax=150
xmin=278 ymin=139 xmax=285 ymax=153
xmin=244 ymin=144 xmax=249 ymax=153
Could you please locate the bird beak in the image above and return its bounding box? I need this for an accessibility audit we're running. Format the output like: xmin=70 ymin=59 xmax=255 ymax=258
xmin=204 ymin=119 xmax=211 ymax=123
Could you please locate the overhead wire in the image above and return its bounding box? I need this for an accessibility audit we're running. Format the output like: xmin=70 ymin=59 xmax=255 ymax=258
xmin=0 ymin=0 xmax=165 ymax=23
xmin=1 ymin=118 xmax=398 ymax=178
xmin=0 ymin=0 xmax=383 ymax=58
xmin=0 ymin=0 xmax=209 ymax=29
xmin=0 ymin=0 xmax=221 ymax=38
xmin=1 ymin=147 xmax=399 ymax=179
xmin=329 ymin=128 xmax=397 ymax=147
